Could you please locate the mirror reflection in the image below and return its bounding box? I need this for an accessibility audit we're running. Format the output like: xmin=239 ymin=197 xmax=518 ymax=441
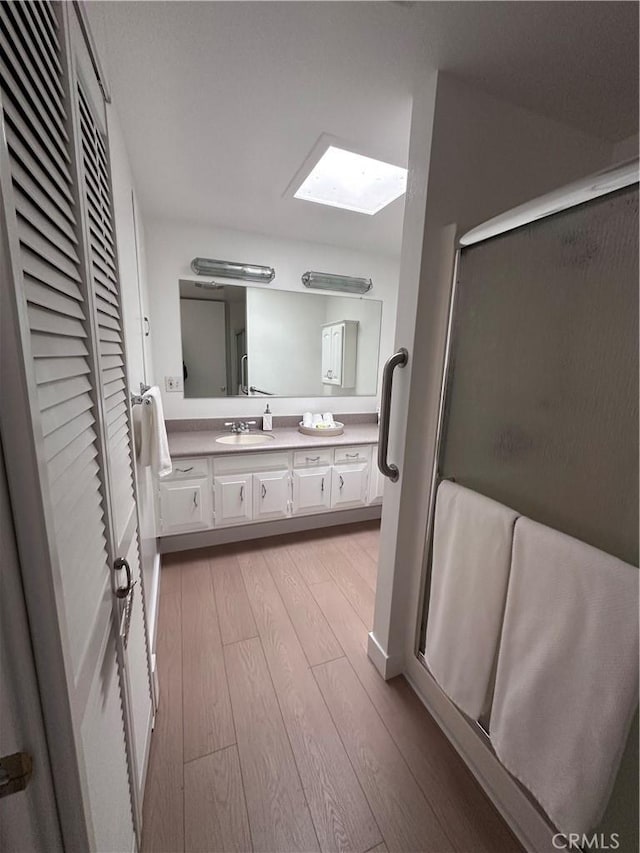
xmin=179 ymin=280 xmax=382 ymax=398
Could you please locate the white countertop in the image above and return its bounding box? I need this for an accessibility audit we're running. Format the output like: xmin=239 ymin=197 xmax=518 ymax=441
xmin=167 ymin=424 xmax=379 ymax=458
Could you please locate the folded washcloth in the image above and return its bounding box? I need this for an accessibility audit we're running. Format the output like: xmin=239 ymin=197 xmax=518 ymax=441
xmin=322 ymin=412 xmax=335 ymax=427
xmin=302 ymin=411 xmax=313 ymax=427
xmin=311 ymin=413 xmax=322 ymax=426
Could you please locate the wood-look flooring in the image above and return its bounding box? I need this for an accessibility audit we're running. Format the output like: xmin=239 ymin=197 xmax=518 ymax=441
xmin=142 ymin=521 xmax=522 ymax=853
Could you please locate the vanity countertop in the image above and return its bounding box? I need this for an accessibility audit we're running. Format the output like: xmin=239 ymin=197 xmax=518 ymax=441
xmin=167 ymin=424 xmax=380 ymax=458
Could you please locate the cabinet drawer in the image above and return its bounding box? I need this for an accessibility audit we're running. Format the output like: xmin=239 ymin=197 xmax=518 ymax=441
xmin=293 ymin=449 xmax=333 ymax=468
xmin=165 ymin=457 xmax=209 ymax=479
xmin=214 ymin=451 xmax=289 ymax=475
xmin=333 ymin=445 xmax=371 ymax=465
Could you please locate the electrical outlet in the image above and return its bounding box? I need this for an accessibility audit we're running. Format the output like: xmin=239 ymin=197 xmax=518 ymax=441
xmin=165 ymin=375 xmax=183 ymax=392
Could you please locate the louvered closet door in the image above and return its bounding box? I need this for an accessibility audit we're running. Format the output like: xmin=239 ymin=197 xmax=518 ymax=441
xmin=69 ymin=5 xmax=152 ymax=836
xmin=0 ymin=2 xmax=132 ymax=850
xmin=0 ymin=4 xmax=147 ymax=850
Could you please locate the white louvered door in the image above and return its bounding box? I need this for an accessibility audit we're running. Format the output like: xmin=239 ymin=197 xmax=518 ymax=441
xmin=69 ymin=4 xmax=152 ymax=839
xmin=0 ymin=3 xmax=150 ymax=849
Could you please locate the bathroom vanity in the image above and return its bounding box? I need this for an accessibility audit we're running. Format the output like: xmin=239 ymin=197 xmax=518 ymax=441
xmin=157 ymin=425 xmax=382 ymax=552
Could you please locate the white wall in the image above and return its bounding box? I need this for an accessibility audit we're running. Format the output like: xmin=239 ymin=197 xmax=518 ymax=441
xmin=247 ymin=288 xmax=325 ymax=397
xmin=145 ymin=219 xmax=399 ymax=418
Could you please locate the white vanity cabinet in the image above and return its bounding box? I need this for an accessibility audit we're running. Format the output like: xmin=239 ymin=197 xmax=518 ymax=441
xmin=321 ymin=321 xmax=358 ymax=388
xmin=214 ymin=473 xmax=253 ymax=526
xmin=331 ymin=444 xmax=371 ymax=509
xmin=158 ymin=441 xmax=381 ymax=541
xmin=292 ymin=466 xmax=332 ymax=515
xmin=157 ymin=458 xmax=213 ymax=534
xmin=331 ymin=462 xmax=369 ymax=509
xmin=253 ymin=470 xmax=291 ymax=520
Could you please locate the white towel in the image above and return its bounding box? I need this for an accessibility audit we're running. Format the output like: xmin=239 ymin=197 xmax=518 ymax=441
xmin=302 ymin=411 xmax=313 ymax=427
xmin=322 ymin=412 xmax=335 ymax=426
xmin=490 ymin=518 xmax=639 ymax=836
xmin=139 ymin=386 xmax=172 ymax=478
xmin=311 ymin=413 xmax=322 ymax=426
xmin=425 ymin=481 xmax=518 ymax=720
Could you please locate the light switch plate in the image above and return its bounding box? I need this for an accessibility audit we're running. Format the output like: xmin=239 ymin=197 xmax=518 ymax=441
xmin=165 ymin=376 xmax=183 ymax=392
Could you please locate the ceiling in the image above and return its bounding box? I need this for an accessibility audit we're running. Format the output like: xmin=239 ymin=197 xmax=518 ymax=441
xmin=95 ymin=1 xmax=638 ymax=257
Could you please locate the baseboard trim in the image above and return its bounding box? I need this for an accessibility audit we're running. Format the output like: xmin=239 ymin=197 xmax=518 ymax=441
xmin=158 ymin=505 xmax=382 ymax=554
xmin=367 ymin=631 xmax=404 ymax=680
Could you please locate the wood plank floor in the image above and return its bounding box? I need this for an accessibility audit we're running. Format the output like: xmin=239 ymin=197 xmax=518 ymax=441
xmin=142 ymin=521 xmax=522 ymax=853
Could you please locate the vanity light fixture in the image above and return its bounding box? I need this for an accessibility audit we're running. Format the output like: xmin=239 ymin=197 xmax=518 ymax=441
xmin=301 ymin=271 xmax=373 ymax=295
xmin=294 ymin=146 xmax=407 ymax=215
xmin=190 ymin=257 xmax=275 ymax=283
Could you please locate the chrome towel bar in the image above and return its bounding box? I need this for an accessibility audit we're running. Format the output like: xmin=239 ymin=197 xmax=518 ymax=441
xmin=130 ymin=383 xmax=152 ymax=407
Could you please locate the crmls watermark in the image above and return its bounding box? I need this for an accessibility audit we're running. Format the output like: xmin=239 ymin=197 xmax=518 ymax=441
xmin=552 ymin=833 xmax=620 ymax=850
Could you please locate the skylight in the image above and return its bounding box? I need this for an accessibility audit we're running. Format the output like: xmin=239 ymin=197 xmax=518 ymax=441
xmin=294 ymin=146 xmax=408 ymax=215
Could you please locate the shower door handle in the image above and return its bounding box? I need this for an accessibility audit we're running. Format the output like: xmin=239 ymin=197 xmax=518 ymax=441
xmin=378 ymin=348 xmax=408 ymax=483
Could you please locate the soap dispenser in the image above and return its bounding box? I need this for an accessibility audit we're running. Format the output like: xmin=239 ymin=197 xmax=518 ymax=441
xmin=262 ymin=404 xmax=273 ymax=431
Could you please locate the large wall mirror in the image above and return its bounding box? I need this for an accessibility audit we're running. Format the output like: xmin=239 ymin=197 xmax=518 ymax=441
xmin=179 ymin=280 xmax=383 ymax=398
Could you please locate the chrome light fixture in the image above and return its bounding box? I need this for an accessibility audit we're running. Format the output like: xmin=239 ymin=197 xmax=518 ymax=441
xmin=301 ymin=270 xmax=373 ymax=294
xmin=190 ymin=257 xmax=275 ymax=283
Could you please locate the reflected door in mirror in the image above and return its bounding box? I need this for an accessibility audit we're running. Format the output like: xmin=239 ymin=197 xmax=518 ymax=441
xmin=181 ymin=300 xmax=228 ymax=397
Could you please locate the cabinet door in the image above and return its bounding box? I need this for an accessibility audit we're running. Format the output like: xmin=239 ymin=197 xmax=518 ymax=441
xmin=292 ymin=467 xmax=332 ymax=515
xmin=321 ymin=326 xmax=333 ymax=384
xmin=331 ymin=463 xmax=368 ymax=509
xmin=253 ymin=470 xmax=290 ymax=520
xmin=159 ymin=479 xmax=213 ymax=534
xmin=214 ymin=474 xmax=253 ymax=526
xmin=331 ymin=324 xmax=344 ymax=385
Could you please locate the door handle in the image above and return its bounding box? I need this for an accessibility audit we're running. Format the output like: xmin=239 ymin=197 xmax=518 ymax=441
xmin=339 ymin=475 xmax=344 ymax=490
xmin=378 ymin=348 xmax=409 ymax=482
xmin=321 ymin=477 xmax=325 ymax=493
xmin=114 ymin=557 xmax=133 ymax=599
xmin=261 ymin=483 xmax=267 ymax=499
xmin=193 ymin=490 xmax=199 ymax=508
xmin=143 ymin=316 xmax=150 ymax=337
xmin=176 ymin=466 xmax=194 ymax=473
xmin=240 ymin=485 xmax=244 ymax=502
xmin=241 ymin=354 xmax=248 ymax=394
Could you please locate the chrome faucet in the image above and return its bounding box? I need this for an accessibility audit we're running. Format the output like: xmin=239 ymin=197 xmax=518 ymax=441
xmin=224 ymin=420 xmax=257 ymax=434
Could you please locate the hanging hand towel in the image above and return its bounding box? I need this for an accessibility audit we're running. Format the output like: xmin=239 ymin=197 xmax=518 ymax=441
xmin=139 ymin=386 xmax=172 ymax=477
xmin=490 ymin=517 xmax=639 ymax=836
xmin=425 ymin=480 xmax=518 ymax=720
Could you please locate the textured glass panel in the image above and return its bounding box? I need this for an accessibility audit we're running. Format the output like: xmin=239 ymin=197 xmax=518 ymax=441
xmin=441 ymin=185 xmax=639 ymax=565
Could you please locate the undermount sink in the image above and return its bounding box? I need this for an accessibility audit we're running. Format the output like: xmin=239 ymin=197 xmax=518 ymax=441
xmin=216 ymin=433 xmax=276 ymax=446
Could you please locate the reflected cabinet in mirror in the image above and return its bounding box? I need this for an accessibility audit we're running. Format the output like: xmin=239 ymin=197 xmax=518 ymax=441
xmin=179 ymin=280 xmax=382 ymax=398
